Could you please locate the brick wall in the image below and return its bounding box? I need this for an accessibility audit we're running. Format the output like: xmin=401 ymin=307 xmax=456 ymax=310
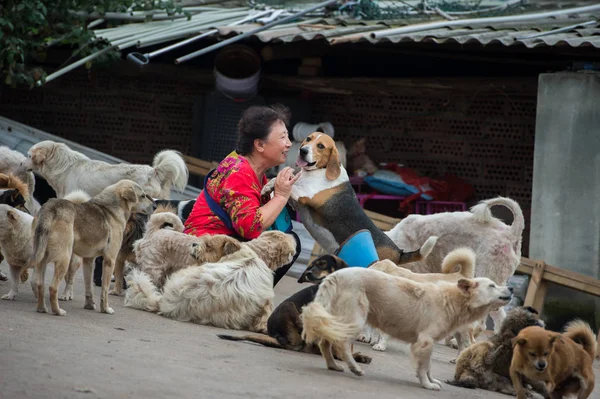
xmin=0 ymin=68 xmax=209 ymax=165
xmin=0 ymin=66 xmax=536 ymax=254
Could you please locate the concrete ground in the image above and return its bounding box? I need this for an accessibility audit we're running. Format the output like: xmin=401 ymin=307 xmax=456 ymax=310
xmin=1 ymin=266 xmax=599 ymax=399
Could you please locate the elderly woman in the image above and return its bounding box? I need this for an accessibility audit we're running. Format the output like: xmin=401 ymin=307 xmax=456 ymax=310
xmin=183 ymin=104 xmax=301 ymax=285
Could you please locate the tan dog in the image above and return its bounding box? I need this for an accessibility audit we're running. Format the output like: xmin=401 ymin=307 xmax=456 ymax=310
xmin=29 ymin=180 xmax=154 ymax=316
xmin=263 ymin=132 xmax=433 ymax=266
xmin=130 ymin=212 xmax=242 ymax=290
xmin=0 ymin=191 xmax=90 ymax=302
xmin=360 ymin=248 xmax=479 ymax=353
xmin=125 ymin=231 xmax=298 ymax=333
xmin=107 ymin=204 xmax=179 ymax=296
xmin=510 ymin=322 xmax=597 ymax=399
xmin=301 ymin=267 xmax=513 ymax=390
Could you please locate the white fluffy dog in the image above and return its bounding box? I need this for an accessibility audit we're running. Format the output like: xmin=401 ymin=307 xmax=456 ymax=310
xmin=22 ymin=140 xmax=188 ymax=199
xmin=384 ymin=196 xmax=524 ymax=332
xmin=125 ymin=231 xmax=298 ymax=333
xmin=0 ymin=145 xmax=41 ymax=214
xmin=301 ymin=267 xmax=513 ymax=390
xmin=131 ymin=212 xmax=242 ymax=289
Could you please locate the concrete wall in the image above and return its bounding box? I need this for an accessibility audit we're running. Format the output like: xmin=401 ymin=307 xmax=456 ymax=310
xmin=530 ymin=72 xmax=600 ymax=278
xmin=530 ymin=72 xmax=600 ymax=330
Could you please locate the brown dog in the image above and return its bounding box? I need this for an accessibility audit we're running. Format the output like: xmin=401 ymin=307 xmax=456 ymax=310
xmin=510 ymin=321 xmax=597 ymax=399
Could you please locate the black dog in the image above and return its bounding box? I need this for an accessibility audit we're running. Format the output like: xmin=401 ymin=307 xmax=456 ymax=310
xmin=0 ymin=188 xmax=28 ymax=213
xmin=217 ymin=257 xmax=371 ymax=364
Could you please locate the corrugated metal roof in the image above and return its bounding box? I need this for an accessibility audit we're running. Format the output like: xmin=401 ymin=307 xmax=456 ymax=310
xmin=212 ymin=13 xmax=600 ymax=49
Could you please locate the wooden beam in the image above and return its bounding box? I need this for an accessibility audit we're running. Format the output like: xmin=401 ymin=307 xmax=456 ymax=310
xmin=517 ymin=257 xmax=600 ymax=298
xmin=523 ymin=260 xmax=548 ymax=313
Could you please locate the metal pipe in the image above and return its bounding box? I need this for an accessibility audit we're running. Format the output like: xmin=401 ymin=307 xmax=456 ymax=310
xmin=127 ymin=9 xmax=274 ymax=65
xmin=44 ymin=45 xmax=115 ymax=84
xmin=514 ymin=19 xmax=597 ymax=40
xmin=175 ymin=0 xmax=339 ymax=64
xmin=371 ymin=3 xmax=600 ymax=39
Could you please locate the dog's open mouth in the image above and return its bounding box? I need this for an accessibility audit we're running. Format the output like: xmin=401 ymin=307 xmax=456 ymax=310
xmin=499 ymin=296 xmax=512 ymax=301
xmin=296 ymin=159 xmax=316 ymax=168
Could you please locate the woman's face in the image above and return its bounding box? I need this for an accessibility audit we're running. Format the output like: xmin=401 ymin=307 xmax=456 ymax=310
xmin=257 ymin=119 xmax=291 ymax=167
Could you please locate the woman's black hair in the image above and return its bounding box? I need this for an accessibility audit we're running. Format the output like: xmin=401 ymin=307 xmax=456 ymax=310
xmin=236 ymin=104 xmax=291 ymax=155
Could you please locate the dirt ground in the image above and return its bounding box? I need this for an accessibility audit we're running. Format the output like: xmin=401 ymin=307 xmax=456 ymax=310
xmin=1 ymin=266 xmax=599 ymax=399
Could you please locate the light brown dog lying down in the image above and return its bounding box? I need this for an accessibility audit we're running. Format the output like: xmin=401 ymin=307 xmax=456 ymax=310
xmin=301 ymin=267 xmax=513 ymax=390
xmin=29 ymin=180 xmax=154 ymax=316
xmin=510 ymin=321 xmax=597 ymax=399
xmin=125 ymin=231 xmax=297 ymax=333
xmin=131 ymin=212 xmax=242 ymax=289
xmin=359 ymin=247 xmax=479 ymax=354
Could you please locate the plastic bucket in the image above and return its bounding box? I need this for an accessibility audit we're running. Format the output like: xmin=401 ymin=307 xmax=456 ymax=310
xmin=214 ymin=45 xmax=261 ymax=99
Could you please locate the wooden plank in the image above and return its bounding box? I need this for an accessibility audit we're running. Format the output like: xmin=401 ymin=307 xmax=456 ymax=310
xmin=186 ymin=163 xmax=212 ymax=177
xmin=183 ymin=155 xmax=217 ymax=169
xmin=523 ymin=261 xmax=549 ymax=313
xmin=518 ymin=257 xmax=600 ymax=297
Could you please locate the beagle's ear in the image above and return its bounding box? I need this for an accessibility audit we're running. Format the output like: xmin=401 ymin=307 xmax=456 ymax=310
xmin=512 ymin=337 xmax=527 ymax=348
xmin=325 ymin=144 xmax=341 ymax=180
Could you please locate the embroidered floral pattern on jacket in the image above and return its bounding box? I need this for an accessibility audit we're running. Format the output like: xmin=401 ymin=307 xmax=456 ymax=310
xmin=184 ymin=151 xmax=267 ymax=240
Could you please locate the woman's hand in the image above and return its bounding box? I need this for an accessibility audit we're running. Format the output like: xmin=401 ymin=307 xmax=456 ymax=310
xmin=273 ymin=167 xmax=301 ymax=201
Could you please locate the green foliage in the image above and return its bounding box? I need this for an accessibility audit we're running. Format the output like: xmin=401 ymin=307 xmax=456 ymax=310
xmin=0 ymin=1 xmax=184 ymax=89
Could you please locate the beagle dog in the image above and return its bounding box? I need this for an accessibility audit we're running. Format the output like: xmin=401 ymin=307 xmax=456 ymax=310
xmin=263 ymin=132 xmax=433 ymax=266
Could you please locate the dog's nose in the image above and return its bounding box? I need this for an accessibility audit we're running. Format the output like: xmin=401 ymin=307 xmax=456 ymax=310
xmin=535 ymin=361 xmax=547 ymax=371
xmin=300 ymin=147 xmax=308 ymax=156
xmin=508 ymin=287 xmax=514 ymax=293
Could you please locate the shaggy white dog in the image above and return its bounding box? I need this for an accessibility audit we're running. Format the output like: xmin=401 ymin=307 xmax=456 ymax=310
xmin=131 ymin=212 xmax=243 ymax=289
xmin=124 ymin=231 xmax=298 ymax=333
xmin=22 ymin=140 xmax=188 ymax=199
xmin=0 ymin=145 xmax=41 ymax=214
xmin=384 ymin=196 xmax=524 ymax=332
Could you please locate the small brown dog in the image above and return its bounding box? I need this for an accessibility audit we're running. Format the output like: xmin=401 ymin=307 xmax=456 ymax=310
xmin=510 ymin=321 xmax=597 ymax=399
xmin=448 ymin=306 xmax=546 ymax=395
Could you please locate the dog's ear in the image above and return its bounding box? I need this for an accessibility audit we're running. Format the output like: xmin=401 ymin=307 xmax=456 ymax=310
xmin=30 ymin=147 xmax=46 ymax=166
xmin=6 ymin=209 xmax=18 ymax=223
xmin=119 ymin=185 xmax=138 ymax=204
xmin=325 ymin=144 xmax=341 ymax=181
xmin=9 ymin=189 xmax=21 ymax=202
xmin=549 ymin=334 xmax=564 ymax=346
xmin=331 ymin=254 xmax=349 ymax=270
xmin=457 ymin=278 xmax=477 ymax=293
xmin=222 ymin=238 xmax=242 ymax=256
xmin=512 ymin=337 xmax=527 ymax=348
